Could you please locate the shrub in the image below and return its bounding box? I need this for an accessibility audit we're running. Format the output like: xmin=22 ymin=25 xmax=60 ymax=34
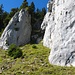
xmin=8 ymin=44 xmax=22 ymax=59
xmin=32 ymin=45 xmax=38 ymax=49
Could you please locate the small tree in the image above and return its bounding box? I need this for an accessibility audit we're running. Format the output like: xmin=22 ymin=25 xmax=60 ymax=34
xmin=9 ymin=8 xmax=19 ymax=18
xmin=0 ymin=4 xmax=3 ymax=16
xmin=8 ymin=44 xmax=22 ymax=59
xmin=0 ymin=4 xmax=4 ymax=31
xmin=40 ymin=8 xmax=46 ymax=20
xmin=28 ymin=2 xmax=35 ymax=14
xmin=20 ymin=0 xmax=28 ymax=10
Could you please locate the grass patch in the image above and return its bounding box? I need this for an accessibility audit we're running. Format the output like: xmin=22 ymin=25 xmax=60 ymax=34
xmin=0 ymin=43 xmax=75 ymax=75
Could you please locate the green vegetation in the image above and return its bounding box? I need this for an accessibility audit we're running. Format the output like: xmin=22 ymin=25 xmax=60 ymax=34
xmin=0 ymin=43 xmax=75 ymax=75
xmin=0 ymin=0 xmax=46 ymax=37
xmin=8 ymin=44 xmax=22 ymax=59
xmin=1 ymin=0 xmax=75 ymax=75
xmin=0 ymin=0 xmax=46 ymax=44
xmin=20 ymin=0 xmax=28 ymax=10
xmin=32 ymin=45 xmax=38 ymax=49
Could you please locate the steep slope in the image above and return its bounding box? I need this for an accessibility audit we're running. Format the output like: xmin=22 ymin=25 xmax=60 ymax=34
xmin=41 ymin=0 xmax=75 ymax=66
xmin=0 ymin=43 xmax=75 ymax=75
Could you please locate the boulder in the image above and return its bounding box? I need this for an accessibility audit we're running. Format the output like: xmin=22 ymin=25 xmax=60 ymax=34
xmin=41 ymin=0 xmax=75 ymax=66
xmin=0 ymin=9 xmax=31 ymax=50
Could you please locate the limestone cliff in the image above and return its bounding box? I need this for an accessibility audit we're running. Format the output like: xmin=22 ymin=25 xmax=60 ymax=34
xmin=41 ymin=0 xmax=75 ymax=66
xmin=0 ymin=9 xmax=31 ymax=50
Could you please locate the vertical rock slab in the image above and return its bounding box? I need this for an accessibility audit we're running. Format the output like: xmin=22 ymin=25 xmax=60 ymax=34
xmin=41 ymin=0 xmax=75 ymax=66
xmin=0 ymin=9 xmax=31 ymax=49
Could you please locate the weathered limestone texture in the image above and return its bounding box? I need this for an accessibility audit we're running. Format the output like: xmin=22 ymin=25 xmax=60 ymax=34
xmin=0 ymin=9 xmax=31 ymax=49
xmin=41 ymin=0 xmax=75 ymax=66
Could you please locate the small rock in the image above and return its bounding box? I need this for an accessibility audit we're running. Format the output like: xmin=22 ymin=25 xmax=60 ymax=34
xmin=21 ymin=71 xmax=24 ymax=74
xmin=0 ymin=69 xmax=2 ymax=74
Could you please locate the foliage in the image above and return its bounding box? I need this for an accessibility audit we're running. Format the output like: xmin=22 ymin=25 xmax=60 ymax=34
xmin=0 ymin=4 xmax=4 ymax=31
xmin=0 ymin=0 xmax=75 ymax=75
xmin=8 ymin=44 xmax=22 ymax=59
xmin=5 ymin=8 xmax=19 ymax=26
xmin=3 ymin=15 xmax=11 ymax=27
xmin=9 ymin=8 xmax=19 ymax=18
xmin=32 ymin=45 xmax=38 ymax=49
xmin=0 ymin=4 xmax=3 ymax=15
xmin=28 ymin=2 xmax=35 ymax=14
xmin=0 ymin=43 xmax=75 ymax=75
xmin=41 ymin=8 xmax=46 ymax=20
xmin=0 ymin=0 xmax=46 ymax=37
xmin=20 ymin=0 xmax=28 ymax=10
xmin=2 ymin=12 xmax=9 ymax=26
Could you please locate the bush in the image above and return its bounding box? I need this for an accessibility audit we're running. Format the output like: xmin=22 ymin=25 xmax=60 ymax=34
xmin=32 ymin=45 xmax=38 ymax=49
xmin=8 ymin=44 xmax=22 ymax=59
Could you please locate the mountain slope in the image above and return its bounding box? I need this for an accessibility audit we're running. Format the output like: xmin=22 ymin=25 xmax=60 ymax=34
xmin=0 ymin=43 xmax=75 ymax=75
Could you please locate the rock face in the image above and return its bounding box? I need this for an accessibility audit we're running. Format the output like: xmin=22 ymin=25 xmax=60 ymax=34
xmin=41 ymin=0 xmax=75 ymax=66
xmin=0 ymin=9 xmax=31 ymax=50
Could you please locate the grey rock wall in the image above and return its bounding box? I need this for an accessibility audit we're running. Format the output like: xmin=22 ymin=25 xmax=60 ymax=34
xmin=0 ymin=9 xmax=31 ymax=49
xmin=41 ymin=0 xmax=75 ymax=66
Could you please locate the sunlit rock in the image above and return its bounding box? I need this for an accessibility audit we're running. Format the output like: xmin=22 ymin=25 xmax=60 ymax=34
xmin=41 ymin=0 xmax=75 ymax=66
xmin=0 ymin=9 xmax=31 ymax=49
